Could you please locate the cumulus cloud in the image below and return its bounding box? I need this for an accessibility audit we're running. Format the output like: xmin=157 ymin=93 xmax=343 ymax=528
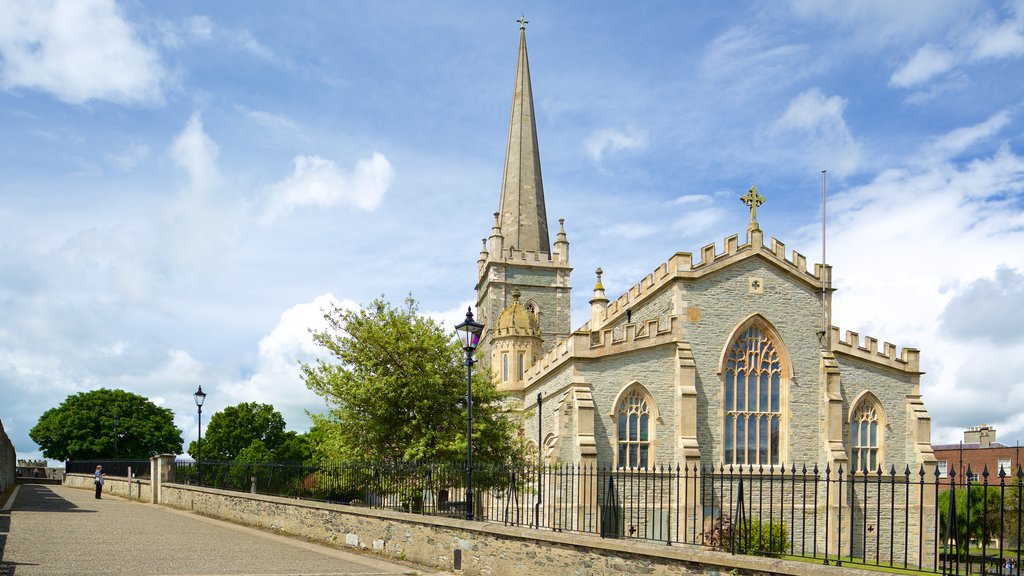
xmin=0 ymin=0 xmax=164 ymax=105
xmin=890 ymin=44 xmax=956 ymax=88
xmin=171 ymin=113 xmax=220 ymax=192
xmin=970 ymin=14 xmax=1024 ymax=60
xmin=939 ymin=266 xmax=1024 ymax=345
xmin=804 ymin=127 xmax=1024 ymax=443
xmin=262 ymin=152 xmax=394 ymax=222
xmin=585 ymin=127 xmax=649 ymax=163
xmin=769 ymin=88 xmax=861 ymax=176
xmin=219 ymin=294 xmax=358 ymax=431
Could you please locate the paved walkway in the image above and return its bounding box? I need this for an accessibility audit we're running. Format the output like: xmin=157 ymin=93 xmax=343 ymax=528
xmin=1 ymin=484 xmax=439 ymax=576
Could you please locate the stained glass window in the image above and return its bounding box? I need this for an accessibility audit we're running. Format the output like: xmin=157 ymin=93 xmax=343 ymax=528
xmin=616 ymin=389 xmax=651 ymax=469
xmin=723 ymin=325 xmax=783 ymax=466
xmin=850 ymin=400 xmax=881 ymax=473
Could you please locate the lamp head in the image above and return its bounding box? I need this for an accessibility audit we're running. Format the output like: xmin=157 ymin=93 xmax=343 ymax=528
xmin=194 ymin=385 xmax=207 ymax=408
xmin=454 ymin=307 xmax=484 ymax=353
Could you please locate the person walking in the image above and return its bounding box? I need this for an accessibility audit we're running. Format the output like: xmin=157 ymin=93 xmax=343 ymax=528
xmin=94 ymin=465 xmax=104 ymax=499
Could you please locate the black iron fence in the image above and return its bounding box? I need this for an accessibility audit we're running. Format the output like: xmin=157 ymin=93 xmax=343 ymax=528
xmin=155 ymin=459 xmax=1023 ymax=575
xmin=66 ymin=459 xmax=151 ymax=479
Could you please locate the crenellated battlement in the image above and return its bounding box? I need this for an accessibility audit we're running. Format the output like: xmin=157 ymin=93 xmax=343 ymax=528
xmin=588 ymin=316 xmax=677 ymax=349
xmin=830 ymin=326 xmax=920 ymax=373
xmin=594 ymin=227 xmax=827 ymax=326
xmin=518 ymin=316 xmax=679 ymax=389
xmin=689 ymin=229 xmax=822 ymax=282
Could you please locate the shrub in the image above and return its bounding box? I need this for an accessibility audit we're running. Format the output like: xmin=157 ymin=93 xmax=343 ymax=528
xmin=738 ymin=519 xmax=791 ymax=557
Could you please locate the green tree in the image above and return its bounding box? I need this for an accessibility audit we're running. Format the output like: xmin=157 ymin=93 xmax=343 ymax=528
xmin=187 ymin=402 xmax=288 ymax=461
xmin=302 ymin=296 xmax=521 ymax=463
xmin=30 ymin=388 xmax=183 ymax=460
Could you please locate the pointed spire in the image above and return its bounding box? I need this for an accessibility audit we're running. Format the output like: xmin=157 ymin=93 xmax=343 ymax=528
xmin=497 ymin=20 xmax=550 ymax=254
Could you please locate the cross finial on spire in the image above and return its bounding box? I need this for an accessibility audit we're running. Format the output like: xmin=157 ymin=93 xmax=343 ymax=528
xmin=518 ymin=15 xmax=528 ymax=29
xmin=741 ymin=185 xmax=765 ymax=224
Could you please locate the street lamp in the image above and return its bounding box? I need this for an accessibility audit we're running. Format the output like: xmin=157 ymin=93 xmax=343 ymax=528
xmin=194 ymin=385 xmax=207 ymax=486
xmin=113 ymin=414 xmax=120 ymax=460
xmin=454 ymin=307 xmax=483 ymax=520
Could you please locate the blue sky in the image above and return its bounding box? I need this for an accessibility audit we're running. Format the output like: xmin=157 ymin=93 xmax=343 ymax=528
xmin=2 ymin=0 xmax=1024 ymax=460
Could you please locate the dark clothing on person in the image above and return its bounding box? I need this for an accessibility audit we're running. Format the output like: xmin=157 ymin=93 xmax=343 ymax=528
xmin=94 ymin=468 xmax=104 ymax=499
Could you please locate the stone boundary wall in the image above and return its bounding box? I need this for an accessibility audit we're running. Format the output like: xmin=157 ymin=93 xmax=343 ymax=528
xmin=0 ymin=419 xmax=16 ymax=494
xmin=157 ymin=482 xmax=880 ymax=576
xmin=65 ymin=472 xmax=152 ymax=502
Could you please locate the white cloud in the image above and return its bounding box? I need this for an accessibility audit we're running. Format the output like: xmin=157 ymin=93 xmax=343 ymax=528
xmin=424 ymin=300 xmax=477 ymax=333
xmin=585 ymin=127 xmax=649 ymax=163
xmin=890 ymin=44 xmax=956 ymax=88
xmin=219 ymin=294 xmax=357 ymax=431
xmin=770 ymin=88 xmax=861 ymax=176
xmin=171 ymin=113 xmax=220 ymax=192
xmin=262 ymin=153 xmax=394 ymax=222
xmin=805 ymin=130 xmax=1024 ymax=443
xmin=923 ymin=109 xmax=1013 ymax=161
xmin=971 ymin=17 xmax=1024 ymax=60
xmin=0 ymin=0 xmax=164 ymax=105
xmin=237 ymin=105 xmax=299 ymax=133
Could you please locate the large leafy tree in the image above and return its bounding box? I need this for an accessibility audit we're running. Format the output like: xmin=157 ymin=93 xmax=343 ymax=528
xmin=302 ymin=296 xmax=521 ymax=463
xmin=187 ymin=402 xmax=291 ymax=461
xmin=30 ymin=388 xmax=183 ymax=460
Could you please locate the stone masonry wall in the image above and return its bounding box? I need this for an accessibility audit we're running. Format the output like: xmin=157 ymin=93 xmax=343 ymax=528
xmin=0 ymin=419 xmax=15 ymax=495
xmin=584 ymin=346 xmax=677 ymax=466
xmin=65 ymin=472 xmax=152 ymax=502
xmin=156 ymin=482 xmax=881 ymax=576
xmin=836 ymin=355 xmax=915 ymax=469
xmin=684 ymin=257 xmax=832 ymax=466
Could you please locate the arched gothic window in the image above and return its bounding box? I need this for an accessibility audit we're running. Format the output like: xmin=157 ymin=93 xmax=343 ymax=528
xmin=616 ymin=389 xmax=651 ymax=469
xmin=850 ymin=397 xmax=883 ymax=473
xmin=723 ymin=324 xmax=783 ymax=466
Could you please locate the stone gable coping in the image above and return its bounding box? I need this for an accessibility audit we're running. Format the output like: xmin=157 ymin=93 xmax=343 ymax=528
xmin=597 ymin=228 xmax=826 ymax=327
xmin=830 ymin=326 xmax=920 ymax=373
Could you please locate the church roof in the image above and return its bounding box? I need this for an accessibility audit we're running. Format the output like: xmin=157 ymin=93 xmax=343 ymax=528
xmin=496 ymin=21 xmax=550 ymax=254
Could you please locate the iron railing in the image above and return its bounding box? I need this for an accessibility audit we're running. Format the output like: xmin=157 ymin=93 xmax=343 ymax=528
xmin=66 ymin=459 xmax=151 ymax=479
xmin=163 ymin=459 xmax=1022 ymax=575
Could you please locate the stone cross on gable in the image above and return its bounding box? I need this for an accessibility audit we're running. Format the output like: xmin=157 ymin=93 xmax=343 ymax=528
xmin=518 ymin=15 xmax=528 ymax=29
xmin=741 ymin=186 xmax=765 ymax=223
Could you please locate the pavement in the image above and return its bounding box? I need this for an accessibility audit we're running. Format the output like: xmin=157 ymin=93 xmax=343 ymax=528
xmin=1 ymin=483 xmax=447 ymax=576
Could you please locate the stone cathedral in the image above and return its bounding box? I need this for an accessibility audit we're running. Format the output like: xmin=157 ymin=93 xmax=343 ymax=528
xmin=475 ymin=23 xmax=937 ymax=477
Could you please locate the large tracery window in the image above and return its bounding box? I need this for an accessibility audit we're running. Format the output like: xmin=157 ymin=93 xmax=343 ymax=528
xmin=617 ymin=389 xmax=651 ymax=469
xmin=850 ymin=399 xmax=882 ymax=474
xmin=724 ymin=324 xmax=783 ymax=466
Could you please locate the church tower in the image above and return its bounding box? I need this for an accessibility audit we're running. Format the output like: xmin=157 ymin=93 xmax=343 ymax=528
xmin=476 ymin=20 xmax=572 ymax=359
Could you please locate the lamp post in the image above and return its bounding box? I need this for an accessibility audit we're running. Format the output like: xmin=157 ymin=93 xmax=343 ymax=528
xmin=454 ymin=307 xmax=483 ymax=520
xmin=194 ymin=385 xmax=207 ymax=486
xmin=113 ymin=414 xmax=119 ymax=460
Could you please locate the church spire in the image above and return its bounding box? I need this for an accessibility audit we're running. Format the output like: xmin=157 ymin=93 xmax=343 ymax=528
xmin=497 ymin=18 xmax=550 ymax=254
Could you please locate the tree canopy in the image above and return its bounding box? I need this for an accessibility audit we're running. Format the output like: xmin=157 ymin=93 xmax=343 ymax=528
xmin=187 ymin=402 xmax=300 ymax=461
xmin=302 ymin=296 xmax=521 ymax=463
xmin=30 ymin=388 xmax=183 ymax=460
